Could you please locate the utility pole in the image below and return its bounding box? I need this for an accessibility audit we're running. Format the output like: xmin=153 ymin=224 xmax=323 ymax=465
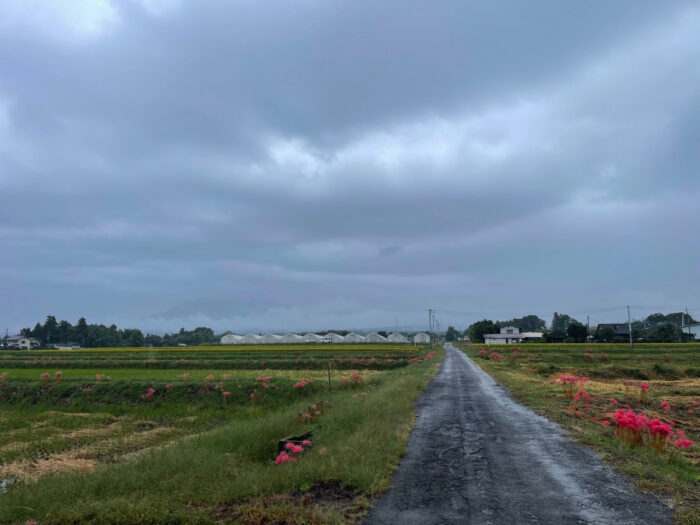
xmin=627 ymin=305 xmax=633 ymax=349
xmin=587 ymin=316 xmax=590 ymax=337
xmin=685 ymin=306 xmax=691 ymax=335
xmin=428 ymin=309 xmax=433 ymax=347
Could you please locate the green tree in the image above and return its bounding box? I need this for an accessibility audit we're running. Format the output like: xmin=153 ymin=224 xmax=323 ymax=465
xmin=647 ymin=322 xmax=683 ymax=343
xmin=445 ymin=326 xmax=460 ymax=342
xmin=467 ymin=320 xmax=496 ymax=344
xmin=76 ymin=317 xmax=88 ymax=347
xmin=551 ymin=312 xmax=578 ymax=333
xmin=43 ymin=315 xmax=58 ymax=344
xmin=595 ymin=326 xmax=616 ymax=343
xmin=567 ymin=322 xmax=588 ymax=343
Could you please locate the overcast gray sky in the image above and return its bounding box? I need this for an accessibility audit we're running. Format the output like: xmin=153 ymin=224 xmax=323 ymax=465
xmin=2 ymin=1 xmax=699 ymax=334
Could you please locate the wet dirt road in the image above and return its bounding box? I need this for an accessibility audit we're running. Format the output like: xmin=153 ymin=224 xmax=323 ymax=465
xmin=364 ymin=343 xmax=672 ymax=525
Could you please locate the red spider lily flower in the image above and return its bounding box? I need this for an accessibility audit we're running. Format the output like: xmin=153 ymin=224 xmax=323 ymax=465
xmin=302 ymin=440 xmax=312 ymax=448
xmin=250 ymin=393 xmax=255 ymax=399
xmin=661 ymin=401 xmax=669 ymax=411
xmin=689 ymin=410 xmax=694 ymax=414
xmin=275 ymin=452 xmax=291 ymax=464
xmin=675 ymin=439 xmax=693 ymax=449
xmin=677 ymin=429 xmax=685 ymax=438
xmin=584 ymin=403 xmax=590 ymax=409
xmin=222 ymin=391 xmax=231 ymax=397
xmin=55 ymin=371 xmax=62 ymax=377
xmin=223 ymin=373 xmax=231 ymax=379
xmin=166 ymin=384 xmax=171 ymax=389
xmin=610 ymin=398 xmax=617 ymax=404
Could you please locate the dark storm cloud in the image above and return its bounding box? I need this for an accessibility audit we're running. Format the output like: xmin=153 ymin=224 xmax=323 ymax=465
xmin=1 ymin=0 xmax=700 ymax=333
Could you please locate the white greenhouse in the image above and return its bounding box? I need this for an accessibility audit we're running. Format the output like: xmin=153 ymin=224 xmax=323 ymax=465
xmin=387 ymin=332 xmax=409 ymax=343
xmin=365 ymin=332 xmax=388 ymax=343
xmin=343 ymin=332 xmax=365 ymax=343
xmin=281 ymin=333 xmax=304 ymax=343
xmin=261 ymin=334 xmax=282 ymax=344
xmin=412 ymin=332 xmax=431 ymax=344
xmin=304 ymin=333 xmax=323 ymax=343
xmin=325 ymin=333 xmax=345 ymax=343
xmin=241 ymin=334 xmax=262 ymax=344
xmin=220 ymin=332 xmax=243 ymax=344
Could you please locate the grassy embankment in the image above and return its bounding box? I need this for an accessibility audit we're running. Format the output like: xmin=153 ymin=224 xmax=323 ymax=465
xmin=457 ymin=342 xmax=700 ymax=524
xmin=0 ymin=344 xmax=442 ymax=524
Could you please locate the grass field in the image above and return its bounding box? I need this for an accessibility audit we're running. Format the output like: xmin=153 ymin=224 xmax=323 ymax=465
xmin=457 ymin=342 xmax=700 ymax=524
xmin=0 ymin=344 xmax=442 ymax=524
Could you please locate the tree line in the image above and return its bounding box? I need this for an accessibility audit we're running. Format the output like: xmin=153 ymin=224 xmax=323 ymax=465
xmin=9 ymin=316 xmax=220 ymax=348
xmin=445 ymin=312 xmax=696 ymax=344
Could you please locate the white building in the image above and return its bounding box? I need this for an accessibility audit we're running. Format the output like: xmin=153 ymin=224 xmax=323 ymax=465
xmin=304 ymin=333 xmax=323 ymax=343
xmin=387 ymin=332 xmax=409 ymax=343
xmin=241 ymin=334 xmax=262 ymax=344
xmin=412 ymin=332 xmax=430 ymax=344
xmin=324 ymin=333 xmax=345 ymax=343
xmin=5 ymin=336 xmax=40 ymax=350
xmin=484 ymin=326 xmax=544 ymax=344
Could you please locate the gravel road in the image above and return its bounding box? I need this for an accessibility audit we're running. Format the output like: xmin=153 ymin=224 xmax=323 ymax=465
xmin=364 ymin=343 xmax=672 ymax=525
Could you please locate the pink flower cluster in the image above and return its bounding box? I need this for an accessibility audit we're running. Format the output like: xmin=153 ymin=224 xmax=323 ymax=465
xmin=275 ymin=440 xmax=312 ymax=464
xmin=552 ymin=376 xmax=589 ymax=399
xmin=424 ymin=351 xmax=436 ymax=360
xmin=611 ymin=409 xmax=693 ymax=453
xmin=141 ymin=387 xmax=155 ymax=400
xmin=294 ymin=378 xmax=309 ymax=388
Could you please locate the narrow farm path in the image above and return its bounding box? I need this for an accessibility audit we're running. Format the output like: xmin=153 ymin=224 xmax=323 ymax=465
xmin=363 ymin=343 xmax=672 ymax=525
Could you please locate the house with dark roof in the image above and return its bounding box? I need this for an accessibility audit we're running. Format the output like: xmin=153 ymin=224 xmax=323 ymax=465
xmin=596 ymin=323 xmax=630 ymax=336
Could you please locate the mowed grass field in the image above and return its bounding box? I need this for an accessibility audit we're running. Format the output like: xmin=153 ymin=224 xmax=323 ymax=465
xmin=457 ymin=342 xmax=700 ymax=524
xmin=0 ymin=344 xmax=442 ymax=524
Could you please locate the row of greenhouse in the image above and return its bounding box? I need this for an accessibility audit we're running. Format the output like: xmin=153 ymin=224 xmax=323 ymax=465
xmin=219 ymin=332 xmax=430 ymax=344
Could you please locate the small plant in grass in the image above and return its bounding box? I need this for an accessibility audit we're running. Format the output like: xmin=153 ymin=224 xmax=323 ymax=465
xmin=570 ymin=389 xmax=591 ymax=412
xmin=584 ymin=353 xmax=593 ymax=362
xmin=55 ymin=371 xmax=62 ymax=384
xmin=662 ymin=353 xmax=671 ymax=363
xmin=648 ymin=419 xmax=673 ymax=454
xmin=40 ymin=372 xmax=49 ymax=385
xmin=639 ymin=382 xmax=649 ymax=403
xmin=141 ymin=387 xmax=155 ymax=402
xmin=222 ymin=391 xmax=231 ymax=402
xmin=552 ymin=376 xmax=589 ymax=399
xmin=600 ymin=352 xmax=609 ymax=362
xmin=490 ymin=352 xmax=502 ymax=361
xmin=205 ymin=374 xmax=214 ymax=383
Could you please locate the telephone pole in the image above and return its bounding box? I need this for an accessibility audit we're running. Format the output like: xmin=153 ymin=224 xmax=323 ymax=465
xmin=627 ymin=305 xmax=633 ymax=349
xmin=428 ymin=309 xmax=433 ymax=347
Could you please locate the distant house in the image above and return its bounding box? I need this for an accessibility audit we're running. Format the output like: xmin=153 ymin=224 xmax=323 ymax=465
xmin=682 ymin=322 xmax=700 ymax=340
xmin=6 ymin=335 xmax=40 ymax=350
xmin=484 ymin=326 xmax=544 ymax=345
xmin=596 ymin=323 xmax=630 ymax=336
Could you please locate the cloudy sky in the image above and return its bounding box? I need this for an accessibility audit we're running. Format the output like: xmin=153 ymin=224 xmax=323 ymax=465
xmin=2 ymin=1 xmax=700 ymax=334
